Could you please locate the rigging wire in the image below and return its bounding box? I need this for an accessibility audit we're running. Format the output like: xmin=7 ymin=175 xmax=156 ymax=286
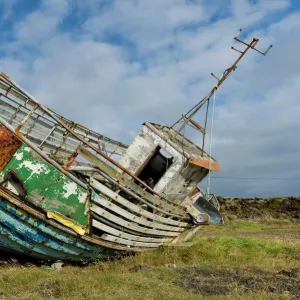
xmin=205 ymin=88 xmax=217 ymax=199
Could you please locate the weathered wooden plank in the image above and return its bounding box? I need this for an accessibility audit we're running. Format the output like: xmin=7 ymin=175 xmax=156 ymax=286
xmin=90 ymin=178 xmax=189 ymax=227
xmin=92 ymin=220 xmax=170 ymax=243
xmin=91 ymin=204 xmax=180 ymax=237
xmin=91 ymin=192 xmax=184 ymax=232
xmin=100 ymin=234 xmax=161 ymax=248
xmin=79 ymin=147 xmax=188 ymax=218
xmin=189 ymin=156 xmax=220 ymax=172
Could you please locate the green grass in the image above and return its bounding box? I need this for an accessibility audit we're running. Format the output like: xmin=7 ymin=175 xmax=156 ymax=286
xmin=202 ymin=218 xmax=295 ymax=231
xmin=0 ymin=222 xmax=299 ymax=299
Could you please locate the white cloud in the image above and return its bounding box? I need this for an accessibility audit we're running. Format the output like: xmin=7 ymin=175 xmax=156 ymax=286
xmin=14 ymin=0 xmax=69 ymax=44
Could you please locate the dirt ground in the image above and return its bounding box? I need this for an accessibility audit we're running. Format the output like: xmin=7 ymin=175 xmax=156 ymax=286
xmin=174 ymin=266 xmax=300 ymax=298
xmin=172 ymin=221 xmax=300 ymax=299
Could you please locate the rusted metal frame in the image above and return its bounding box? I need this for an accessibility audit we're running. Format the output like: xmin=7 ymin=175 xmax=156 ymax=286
xmin=0 ymin=96 xmax=72 ymax=144
xmin=24 ymin=134 xmax=75 ymax=158
xmin=91 ymin=204 xmax=180 ymax=237
xmin=39 ymin=125 xmax=56 ymax=147
xmin=0 ymin=118 xmax=75 ymax=156
xmin=5 ymin=106 xmax=123 ymax=155
xmin=64 ymin=148 xmax=80 ymax=170
xmin=190 ymin=38 xmax=256 ymax=116
xmin=92 ymin=220 xmax=171 ymax=243
xmin=53 ymin=129 xmax=70 ymax=158
xmin=24 ymin=114 xmax=40 ymax=138
xmin=55 ymin=112 xmax=128 ymax=151
xmin=0 ymin=77 xmax=28 ymax=100
xmin=0 ymin=110 xmax=80 ymax=157
xmin=187 ymin=119 xmax=206 ymax=134
xmin=0 ymin=95 xmax=56 ymax=129
xmin=90 ymin=178 xmax=189 ymax=227
xmin=53 ymin=115 xmax=127 ymax=153
xmin=4 ymin=119 xmax=78 ymax=157
xmin=78 ymin=146 xmax=188 ymax=217
xmin=0 ymin=187 xmax=151 ymax=252
xmin=97 ymin=136 xmax=104 ymax=151
xmin=90 ymin=190 xmax=185 ymax=232
xmin=71 ymin=128 xmax=125 ymax=155
xmin=24 ymin=122 xmax=79 ymax=150
xmin=0 ymin=90 xmax=56 ymax=128
xmin=7 ymin=102 xmax=22 ymax=125
xmin=0 ymin=98 xmax=86 ymax=152
xmin=0 ymin=80 xmax=127 ymax=155
xmin=0 ymin=117 xmax=88 ymax=190
xmin=16 ymin=104 xmax=38 ymax=131
xmin=233 ymin=29 xmax=272 ymax=56
xmin=109 ymin=143 xmax=121 ymax=158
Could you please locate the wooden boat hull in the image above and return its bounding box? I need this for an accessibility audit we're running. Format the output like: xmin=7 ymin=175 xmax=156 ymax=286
xmin=0 ymin=72 xmax=223 ymax=261
xmin=0 ymin=191 xmax=119 ymax=262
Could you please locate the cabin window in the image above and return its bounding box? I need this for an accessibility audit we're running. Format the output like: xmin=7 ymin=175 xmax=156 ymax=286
xmin=137 ymin=146 xmax=174 ymax=188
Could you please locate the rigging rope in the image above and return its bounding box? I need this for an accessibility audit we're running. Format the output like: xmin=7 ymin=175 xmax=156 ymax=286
xmin=205 ymin=88 xmax=217 ymax=200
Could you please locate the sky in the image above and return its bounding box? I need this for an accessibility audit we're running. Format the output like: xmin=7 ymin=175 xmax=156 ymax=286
xmin=0 ymin=0 xmax=299 ymax=197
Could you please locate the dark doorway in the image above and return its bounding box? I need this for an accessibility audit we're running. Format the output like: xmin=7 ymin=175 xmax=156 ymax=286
xmin=137 ymin=146 xmax=174 ymax=188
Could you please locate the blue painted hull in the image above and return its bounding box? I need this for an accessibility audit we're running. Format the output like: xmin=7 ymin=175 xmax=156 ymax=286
xmin=0 ymin=195 xmax=118 ymax=262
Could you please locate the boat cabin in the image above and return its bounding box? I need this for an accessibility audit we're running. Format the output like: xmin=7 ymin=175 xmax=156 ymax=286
xmin=119 ymin=122 xmax=219 ymax=203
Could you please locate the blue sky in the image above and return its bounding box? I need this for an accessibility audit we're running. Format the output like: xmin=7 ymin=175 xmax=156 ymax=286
xmin=0 ymin=0 xmax=300 ymax=197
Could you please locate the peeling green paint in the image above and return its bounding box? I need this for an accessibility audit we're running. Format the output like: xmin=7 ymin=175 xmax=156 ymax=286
xmin=0 ymin=143 xmax=89 ymax=228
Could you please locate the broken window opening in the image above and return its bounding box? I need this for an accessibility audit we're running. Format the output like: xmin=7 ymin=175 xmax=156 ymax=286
xmin=136 ymin=146 xmax=174 ymax=188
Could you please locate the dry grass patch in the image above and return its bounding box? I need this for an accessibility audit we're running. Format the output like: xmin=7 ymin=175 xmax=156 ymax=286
xmin=0 ymin=221 xmax=299 ymax=299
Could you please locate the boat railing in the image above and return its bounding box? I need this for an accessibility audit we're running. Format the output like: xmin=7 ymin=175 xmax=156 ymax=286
xmin=0 ymin=72 xmax=189 ymax=219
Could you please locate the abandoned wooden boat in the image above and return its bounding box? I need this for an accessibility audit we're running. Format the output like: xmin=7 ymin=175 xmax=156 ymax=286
xmin=0 ymin=30 xmax=271 ymax=261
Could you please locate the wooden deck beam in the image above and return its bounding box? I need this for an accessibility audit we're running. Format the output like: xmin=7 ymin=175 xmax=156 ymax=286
xmin=189 ymin=157 xmax=220 ymax=172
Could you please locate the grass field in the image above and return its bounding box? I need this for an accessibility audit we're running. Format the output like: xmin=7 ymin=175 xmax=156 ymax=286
xmin=0 ymin=219 xmax=299 ymax=300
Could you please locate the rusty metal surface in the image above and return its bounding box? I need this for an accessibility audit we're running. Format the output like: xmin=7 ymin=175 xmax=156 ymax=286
xmin=0 ymin=125 xmax=21 ymax=171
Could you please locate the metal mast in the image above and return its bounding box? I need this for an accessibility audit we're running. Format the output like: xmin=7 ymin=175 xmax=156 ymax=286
xmin=171 ymin=29 xmax=272 ymax=152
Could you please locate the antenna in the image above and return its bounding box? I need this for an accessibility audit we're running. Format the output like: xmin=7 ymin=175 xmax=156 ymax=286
xmin=171 ymin=29 xmax=272 ymax=152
